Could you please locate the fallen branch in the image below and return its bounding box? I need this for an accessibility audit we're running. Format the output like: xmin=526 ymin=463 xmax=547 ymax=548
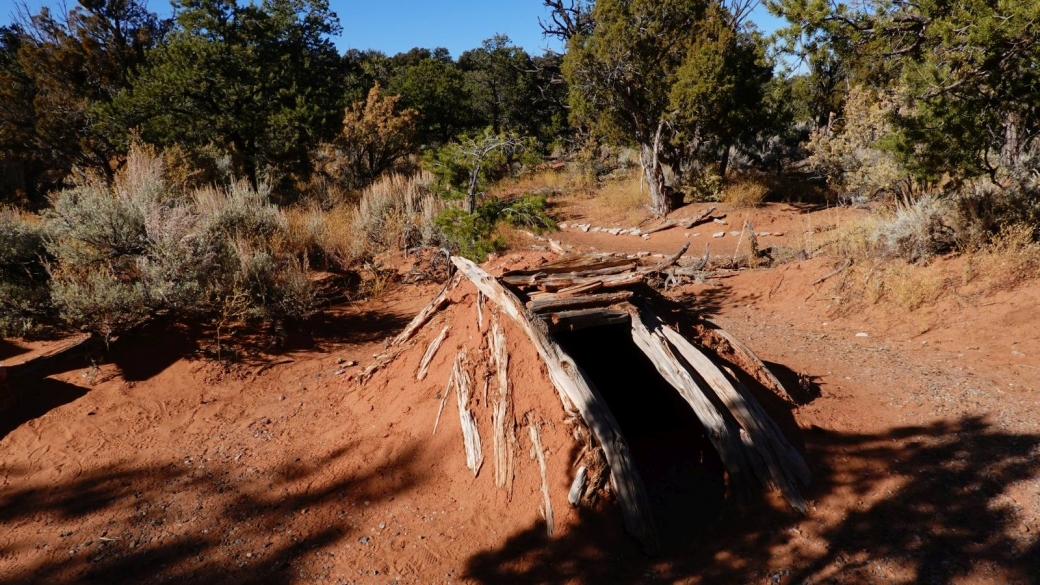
xmin=646 ymin=242 xmax=690 ymax=274
xmin=812 ymin=258 xmax=852 ymax=285
xmin=527 ymin=290 xmax=635 ymax=314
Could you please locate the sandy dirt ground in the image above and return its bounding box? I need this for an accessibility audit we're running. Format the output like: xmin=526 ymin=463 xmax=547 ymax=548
xmin=2 ymin=201 xmax=1039 ymax=584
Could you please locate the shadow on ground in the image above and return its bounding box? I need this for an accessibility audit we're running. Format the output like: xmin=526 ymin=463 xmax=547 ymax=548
xmin=465 ymin=416 xmax=1040 ymax=584
xmin=0 ymin=441 xmax=424 ymax=584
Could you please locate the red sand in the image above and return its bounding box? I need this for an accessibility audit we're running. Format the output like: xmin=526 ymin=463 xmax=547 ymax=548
xmin=2 ymin=202 xmax=1039 ymax=584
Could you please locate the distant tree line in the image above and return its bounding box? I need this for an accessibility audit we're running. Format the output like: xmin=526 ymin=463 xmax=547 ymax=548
xmin=0 ymin=0 xmax=569 ymax=206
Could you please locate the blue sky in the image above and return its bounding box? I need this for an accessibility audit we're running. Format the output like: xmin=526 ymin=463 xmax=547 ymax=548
xmin=4 ymin=0 xmax=787 ymax=58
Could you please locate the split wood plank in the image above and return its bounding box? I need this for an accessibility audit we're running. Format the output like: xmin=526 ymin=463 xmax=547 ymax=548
xmin=416 ymin=326 xmax=450 ymax=381
xmin=501 ymin=262 xmax=638 ymax=285
xmin=568 ymin=466 xmax=588 ymax=507
xmin=654 ymin=316 xmax=810 ymax=511
xmin=451 ymin=256 xmax=660 ymax=554
xmin=628 ymin=307 xmax=757 ymax=499
xmin=527 ymin=290 xmax=635 ymax=314
xmin=528 ymin=417 xmax=555 ymax=537
xmin=452 ymin=350 xmax=484 ymax=476
xmin=490 ymin=314 xmax=516 ymax=494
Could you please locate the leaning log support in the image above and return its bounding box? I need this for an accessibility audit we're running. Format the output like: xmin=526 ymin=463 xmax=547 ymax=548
xmin=451 ymin=256 xmax=660 ymax=555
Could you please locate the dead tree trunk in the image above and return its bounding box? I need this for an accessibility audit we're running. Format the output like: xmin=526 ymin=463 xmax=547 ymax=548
xmin=640 ymin=120 xmax=670 ymax=218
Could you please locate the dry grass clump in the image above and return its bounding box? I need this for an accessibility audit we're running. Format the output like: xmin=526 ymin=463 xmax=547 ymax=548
xmin=721 ymin=178 xmax=769 ymax=209
xmin=962 ymin=224 xmax=1040 ymax=290
xmin=579 ymin=176 xmax=646 ymax=225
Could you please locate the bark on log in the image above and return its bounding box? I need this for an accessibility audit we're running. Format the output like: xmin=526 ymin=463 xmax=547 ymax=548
xmin=451 ymin=256 xmax=659 ymax=554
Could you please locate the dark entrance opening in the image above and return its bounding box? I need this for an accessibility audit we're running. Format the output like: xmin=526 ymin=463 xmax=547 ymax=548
xmin=555 ymin=324 xmax=727 ymax=547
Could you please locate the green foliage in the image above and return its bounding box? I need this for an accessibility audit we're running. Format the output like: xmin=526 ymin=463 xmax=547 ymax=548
xmin=435 ymin=206 xmax=503 ymax=263
xmin=0 ymin=1 xmax=165 ymax=202
xmin=422 ymin=130 xmax=539 ymax=211
xmin=436 ymin=194 xmax=556 ymax=262
xmin=560 ymin=0 xmax=774 ymax=214
xmin=319 ymin=84 xmax=419 ymax=190
xmin=111 ymin=0 xmax=344 ymax=190
xmin=388 ymin=56 xmax=474 ymax=146
xmin=770 ymin=0 xmax=1040 ymax=187
xmin=0 ymin=208 xmax=51 ymax=335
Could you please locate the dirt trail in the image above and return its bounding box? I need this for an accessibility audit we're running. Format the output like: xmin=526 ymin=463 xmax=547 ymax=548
xmin=2 ymin=202 xmax=1039 ymax=584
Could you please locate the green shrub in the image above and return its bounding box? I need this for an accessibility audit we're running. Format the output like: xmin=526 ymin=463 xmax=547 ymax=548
xmin=436 ymin=194 xmax=557 ymax=262
xmin=43 ymin=147 xmax=315 ymax=340
xmin=0 ymin=208 xmax=51 ymax=335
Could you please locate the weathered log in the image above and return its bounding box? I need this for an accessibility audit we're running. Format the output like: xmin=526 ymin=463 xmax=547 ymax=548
xmin=641 ymin=207 xmax=716 ymax=234
xmin=501 ymin=262 xmax=638 ymax=286
xmin=654 ymin=315 xmax=809 ymax=511
xmin=703 ymin=325 xmax=796 ymax=403
xmin=527 ymin=290 xmax=635 ymax=314
xmin=451 ymin=256 xmax=659 ymax=554
xmin=541 ymin=308 xmax=632 ymax=332
xmin=416 ymin=326 xmax=450 ymax=381
xmin=502 ymin=258 xmax=634 ymax=278
xmin=627 ymin=308 xmax=756 ymax=498
xmin=531 ymin=271 xmax=644 ymax=293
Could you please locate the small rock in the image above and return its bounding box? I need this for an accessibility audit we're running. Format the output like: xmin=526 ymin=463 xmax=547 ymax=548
xmin=379 ymin=522 xmax=386 ymax=530
xmin=856 ymin=332 xmax=870 ymax=338
xmin=580 ymin=224 xmax=590 ymax=232
xmin=692 ymin=233 xmax=700 ymax=237
xmin=608 ymin=228 xmax=622 ymax=235
xmin=713 ymin=218 xmax=728 ymax=225
xmin=278 ymin=395 xmax=286 ymax=401
xmin=730 ymin=231 xmax=741 ymax=237
xmin=1012 ymin=350 xmax=1025 ymax=356
xmin=558 ymin=222 xmax=569 ymax=229
xmin=246 ymin=552 xmax=253 ymax=558
xmin=758 ymin=231 xmax=771 ymax=236
xmin=772 ymin=231 xmax=785 ymax=236
xmin=336 ymin=357 xmax=346 ymax=364
xmin=684 ymin=232 xmax=690 ymax=237
xmin=713 ymin=232 xmax=726 ymax=238
xmin=641 ymin=234 xmax=650 ymax=240
xmin=359 ymin=536 xmax=370 ymax=545
xmin=636 ymin=251 xmax=650 ymax=258
xmin=335 ymin=369 xmax=346 ymax=376
xmin=630 ymin=228 xmax=642 ymax=236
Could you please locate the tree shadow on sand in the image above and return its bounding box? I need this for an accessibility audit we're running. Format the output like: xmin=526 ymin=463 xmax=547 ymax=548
xmin=0 ymin=441 xmax=425 ymax=584
xmin=465 ymin=416 xmax=1040 ymax=584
